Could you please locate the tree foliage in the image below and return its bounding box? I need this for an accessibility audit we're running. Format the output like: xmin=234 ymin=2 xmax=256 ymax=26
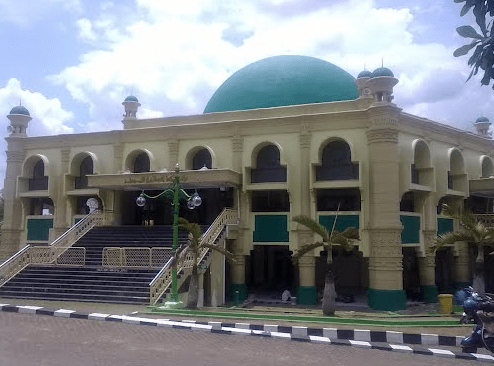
xmin=432 ymin=203 xmax=494 ymax=295
xmin=176 ymin=217 xmax=235 ymax=309
xmin=292 ymin=215 xmax=359 ymax=315
xmin=453 ymin=0 xmax=494 ymax=87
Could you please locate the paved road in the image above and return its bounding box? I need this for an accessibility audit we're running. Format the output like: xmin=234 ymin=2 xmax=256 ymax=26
xmin=0 ymin=312 xmax=483 ymax=366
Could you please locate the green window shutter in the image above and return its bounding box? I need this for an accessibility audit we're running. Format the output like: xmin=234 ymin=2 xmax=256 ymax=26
xmin=437 ymin=218 xmax=454 ymax=236
xmin=319 ymin=214 xmax=359 ymax=232
xmin=400 ymin=215 xmax=420 ymax=244
xmin=253 ymin=215 xmax=289 ymax=242
xmin=27 ymin=218 xmax=53 ymax=241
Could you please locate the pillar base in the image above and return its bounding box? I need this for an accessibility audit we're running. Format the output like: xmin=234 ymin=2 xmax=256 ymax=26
xmin=420 ymin=285 xmax=438 ymax=303
xmin=366 ymin=288 xmax=406 ymax=311
xmin=227 ymin=283 xmax=248 ymax=304
xmin=296 ymin=286 xmax=317 ymax=305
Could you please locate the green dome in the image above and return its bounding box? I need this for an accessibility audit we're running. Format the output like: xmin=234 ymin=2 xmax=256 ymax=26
xmin=9 ymin=105 xmax=30 ymax=116
xmin=371 ymin=67 xmax=394 ymax=77
xmin=476 ymin=116 xmax=490 ymax=123
xmin=124 ymin=95 xmax=139 ymax=102
xmin=204 ymin=55 xmax=359 ymax=113
xmin=357 ymin=70 xmax=372 ymax=78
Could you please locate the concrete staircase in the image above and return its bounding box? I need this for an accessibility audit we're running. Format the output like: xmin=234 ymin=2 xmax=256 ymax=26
xmin=0 ymin=226 xmax=188 ymax=304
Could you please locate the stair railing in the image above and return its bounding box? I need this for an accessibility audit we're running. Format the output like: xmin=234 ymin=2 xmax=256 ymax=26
xmin=101 ymin=247 xmax=173 ymax=268
xmin=149 ymin=208 xmax=238 ymax=305
xmin=0 ymin=210 xmax=105 ymax=287
xmin=475 ymin=214 xmax=494 ymax=227
xmin=0 ymin=245 xmax=32 ymax=287
xmin=50 ymin=209 xmax=105 ymax=250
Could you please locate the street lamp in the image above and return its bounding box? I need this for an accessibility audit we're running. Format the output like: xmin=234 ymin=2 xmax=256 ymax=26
xmin=136 ymin=163 xmax=202 ymax=302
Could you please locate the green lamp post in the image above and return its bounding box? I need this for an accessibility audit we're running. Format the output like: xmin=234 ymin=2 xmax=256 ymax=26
xmin=136 ymin=164 xmax=202 ymax=302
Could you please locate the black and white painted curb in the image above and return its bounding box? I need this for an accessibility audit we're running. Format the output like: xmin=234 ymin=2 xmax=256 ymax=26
xmin=1 ymin=303 xmax=493 ymax=363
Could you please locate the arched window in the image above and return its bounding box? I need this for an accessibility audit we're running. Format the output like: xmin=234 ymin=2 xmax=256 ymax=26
xmin=29 ymin=160 xmax=48 ymax=190
xmin=482 ymin=157 xmax=494 ymax=178
xmin=75 ymin=156 xmax=93 ymax=189
xmin=448 ymin=149 xmax=465 ymax=190
xmin=251 ymin=145 xmax=287 ymax=183
xmin=134 ymin=152 xmax=150 ymax=173
xmin=412 ymin=140 xmax=431 ymax=185
xmin=316 ymin=140 xmax=358 ymax=181
xmin=192 ymin=148 xmax=212 ymax=170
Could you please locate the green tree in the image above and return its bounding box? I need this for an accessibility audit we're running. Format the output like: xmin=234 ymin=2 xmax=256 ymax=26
xmin=453 ymin=0 xmax=494 ymax=88
xmin=292 ymin=215 xmax=359 ymax=316
xmin=176 ymin=217 xmax=235 ymax=309
xmin=432 ymin=203 xmax=494 ymax=296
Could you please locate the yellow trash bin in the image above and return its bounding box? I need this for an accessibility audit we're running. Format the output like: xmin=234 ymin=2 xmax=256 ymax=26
xmin=438 ymin=294 xmax=453 ymax=314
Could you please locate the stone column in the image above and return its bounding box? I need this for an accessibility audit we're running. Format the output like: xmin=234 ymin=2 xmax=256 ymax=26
xmin=416 ymin=193 xmax=438 ymax=302
xmin=51 ymin=147 xmax=71 ymax=240
xmin=299 ymin=127 xmax=311 ymax=217
xmin=419 ymin=230 xmax=438 ymax=302
xmin=366 ymin=105 xmax=406 ymax=310
xmin=294 ymin=127 xmax=317 ymax=305
xmin=297 ymin=254 xmax=317 ymax=305
xmin=228 ymin=132 xmax=248 ymax=303
xmin=231 ymin=132 xmax=243 ymax=174
xmin=0 ymin=143 xmax=25 ymax=260
xmin=168 ymin=139 xmax=179 ymax=169
xmin=454 ymin=241 xmax=470 ymax=288
xmin=197 ymin=273 xmax=204 ymax=308
xmin=113 ymin=143 xmax=124 ymax=173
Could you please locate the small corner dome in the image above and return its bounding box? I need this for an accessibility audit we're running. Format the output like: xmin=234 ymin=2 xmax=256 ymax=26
xmin=476 ymin=116 xmax=490 ymax=123
xmin=9 ymin=105 xmax=30 ymax=116
xmin=124 ymin=95 xmax=139 ymax=102
xmin=371 ymin=67 xmax=394 ymax=78
xmin=204 ymin=55 xmax=359 ymax=113
xmin=357 ymin=70 xmax=372 ymax=78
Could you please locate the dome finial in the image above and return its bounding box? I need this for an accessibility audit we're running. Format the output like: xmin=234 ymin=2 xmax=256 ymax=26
xmin=474 ymin=115 xmax=491 ymax=137
xmin=7 ymin=103 xmax=32 ymax=137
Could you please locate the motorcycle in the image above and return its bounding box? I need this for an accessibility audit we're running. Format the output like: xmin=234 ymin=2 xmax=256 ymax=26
xmin=455 ymin=287 xmax=494 ymax=354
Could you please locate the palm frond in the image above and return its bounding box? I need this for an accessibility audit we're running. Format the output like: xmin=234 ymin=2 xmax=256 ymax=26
xmin=331 ymin=233 xmax=358 ymax=251
xmin=178 ymin=217 xmax=202 ymax=245
xmin=292 ymin=241 xmax=325 ymax=263
xmin=333 ymin=227 xmax=360 ymax=241
xmin=442 ymin=203 xmax=480 ymax=231
xmin=293 ymin=215 xmax=330 ymax=241
xmin=201 ymin=243 xmax=236 ymax=263
xmin=432 ymin=230 xmax=473 ymax=251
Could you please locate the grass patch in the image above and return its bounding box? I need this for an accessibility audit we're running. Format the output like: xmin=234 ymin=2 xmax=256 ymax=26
xmin=147 ymin=307 xmax=464 ymax=327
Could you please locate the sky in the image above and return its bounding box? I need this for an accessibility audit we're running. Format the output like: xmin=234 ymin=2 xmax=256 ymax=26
xmin=0 ymin=0 xmax=493 ymax=188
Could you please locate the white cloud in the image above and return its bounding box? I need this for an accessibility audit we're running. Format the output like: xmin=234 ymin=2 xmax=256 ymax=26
xmin=76 ymin=18 xmax=97 ymax=42
xmin=139 ymin=108 xmax=164 ymax=119
xmin=0 ymin=78 xmax=74 ymax=136
xmin=0 ymin=78 xmax=74 ymax=190
xmin=47 ymin=0 xmax=493 ymax=135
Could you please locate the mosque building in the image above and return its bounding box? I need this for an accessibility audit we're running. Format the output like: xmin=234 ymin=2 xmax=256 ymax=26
xmin=1 ymin=55 xmax=493 ymax=310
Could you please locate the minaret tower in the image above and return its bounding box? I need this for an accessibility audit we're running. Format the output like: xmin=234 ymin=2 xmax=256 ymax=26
xmin=474 ymin=116 xmax=492 ymax=137
xmin=7 ymin=105 xmax=32 ymax=137
xmin=365 ymin=67 xmax=399 ymax=104
xmin=122 ymin=95 xmax=141 ymax=129
xmin=1 ymin=105 xmax=32 ymax=260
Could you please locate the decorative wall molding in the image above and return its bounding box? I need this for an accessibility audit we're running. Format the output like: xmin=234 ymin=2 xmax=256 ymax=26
xmin=368 ymin=229 xmax=402 ymax=271
xmin=6 ymin=150 xmax=25 ymax=163
xmin=366 ymin=129 xmax=399 ymax=144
